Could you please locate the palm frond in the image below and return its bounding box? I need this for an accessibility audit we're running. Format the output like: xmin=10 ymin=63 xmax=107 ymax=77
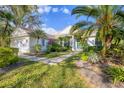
xmin=72 ymin=6 xmax=99 ymax=19
xmin=70 ymin=21 xmax=94 ymax=34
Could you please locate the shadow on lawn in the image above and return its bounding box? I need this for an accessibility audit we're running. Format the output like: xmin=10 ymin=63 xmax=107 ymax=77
xmin=0 ymin=52 xmax=87 ymax=88
xmin=0 ymin=58 xmax=37 ymax=75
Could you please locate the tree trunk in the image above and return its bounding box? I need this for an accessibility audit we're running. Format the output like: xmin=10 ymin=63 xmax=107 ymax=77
xmin=4 ymin=21 xmax=8 ymax=32
xmin=101 ymin=35 xmax=113 ymax=57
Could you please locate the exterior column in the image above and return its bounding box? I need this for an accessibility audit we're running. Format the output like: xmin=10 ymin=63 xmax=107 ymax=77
xmin=69 ymin=38 xmax=72 ymax=47
xmin=72 ymin=35 xmax=75 ymax=51
xmin=62 ymin=40 xmax=64 ymax=47
xmin=75 ymin=39 xmax=78 ymax=51
xmin=58 ymin=40 xmax=61 ymax=45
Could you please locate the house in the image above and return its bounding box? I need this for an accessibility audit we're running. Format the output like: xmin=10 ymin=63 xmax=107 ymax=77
xmin=10 ymin=28 xmax=50 ymax=54
xmin=56 ymin=26 xmax=96 ymax=51
xmin=10 ymin=27 xmax=96 ymax=54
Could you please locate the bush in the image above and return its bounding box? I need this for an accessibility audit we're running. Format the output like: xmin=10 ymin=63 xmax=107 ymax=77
xmin=81 ymin=53 xmax=88 ymax=61
xmin=81 ymin=50 xmax=101 ymax=63
xmin=34 ymin=44 xmax=41 ymax=53
xmin=62 ymin=46 xmax=69 ymax=51
xmin=47 ymin=42 xmax=69 ymax=53
xmin=9 ymin=47 xmax=19 ymax=55
xmin=0 ymin=47 xmax=19 ymax=68
xmin=104 ymin=66 xmax=124 ymax=84
xmin=88 ymin=52 xmax=101 ymax=63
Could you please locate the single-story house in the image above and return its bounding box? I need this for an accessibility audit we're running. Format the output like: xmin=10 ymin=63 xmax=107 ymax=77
xmin=10 ymin=27 xmax=96 ymax=54
xmin=10 ymin=28 xmax=51 ymax=54
xmin=56 ymin=26 xmax=96 ymax=51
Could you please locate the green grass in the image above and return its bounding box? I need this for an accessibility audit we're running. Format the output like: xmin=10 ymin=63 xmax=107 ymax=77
xmin=37 ymin=51 xmax=71 ymax=58
xmin=0 ymin=54 xmax=88 ymax=88
xmin=104 ymin=66 xmax=124 ymax=84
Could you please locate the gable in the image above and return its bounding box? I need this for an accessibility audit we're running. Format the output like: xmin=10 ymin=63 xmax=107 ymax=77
xmin=11 ymin=28 xmax=29 ymax=38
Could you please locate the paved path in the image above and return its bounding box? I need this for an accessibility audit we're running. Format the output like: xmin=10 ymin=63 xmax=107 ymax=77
xmin=0 ymin=52 xmax=79 ymax=74
xmin=19 ymin=51 xmax=79 ymax=64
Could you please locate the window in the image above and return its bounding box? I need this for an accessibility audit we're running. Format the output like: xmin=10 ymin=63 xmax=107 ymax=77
xmin=42 ymin=39 xmax=45 ymax=46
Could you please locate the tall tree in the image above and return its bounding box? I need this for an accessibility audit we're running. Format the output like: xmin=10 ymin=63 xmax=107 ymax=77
xmin=10 ymin=5 xmax=37 ymax=27
xmin=71 ymin=5 xmax=124 ymax=56
xmin=0 ymin=10 xmax=14 ymax=47
xmin=0 ymin=5 xmax=38 ymax=47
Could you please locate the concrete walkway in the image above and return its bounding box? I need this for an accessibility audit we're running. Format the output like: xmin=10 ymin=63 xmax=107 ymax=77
xmin=19 ymin=51 xmax=79 ymax=64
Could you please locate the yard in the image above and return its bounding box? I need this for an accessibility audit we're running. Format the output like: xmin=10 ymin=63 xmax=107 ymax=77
xmin=0 ymin=54 xmax=89 ymax=88
xmin=0 ymin=5 xmax=124 ymax=88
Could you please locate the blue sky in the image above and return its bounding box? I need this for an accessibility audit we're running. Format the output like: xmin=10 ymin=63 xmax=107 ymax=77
xmin=38 ymin=5 xmax=94 ymax=34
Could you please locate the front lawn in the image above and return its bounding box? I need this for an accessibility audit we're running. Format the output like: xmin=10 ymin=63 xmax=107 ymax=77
xmin=41 ymin=51 xmax=71 ymax=58
xmin=25 ymin=51 xmax=71 ymax=58
xmin=0 ymin=55 xmax=88 ymax=88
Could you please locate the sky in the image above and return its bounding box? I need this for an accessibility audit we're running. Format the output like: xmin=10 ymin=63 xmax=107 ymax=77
xmin=38 ymin=5 xmax=93 ymax=35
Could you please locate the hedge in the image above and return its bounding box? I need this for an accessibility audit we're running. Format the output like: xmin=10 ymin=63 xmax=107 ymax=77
xmin=0 ymin=47 xmax=19 ymax=68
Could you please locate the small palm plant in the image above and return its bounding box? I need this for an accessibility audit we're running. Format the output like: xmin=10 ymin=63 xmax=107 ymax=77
xmin=30 ymin=29 xmax=47 ymax=54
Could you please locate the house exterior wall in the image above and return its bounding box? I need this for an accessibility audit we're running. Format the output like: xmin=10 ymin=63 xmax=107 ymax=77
xmin=87 ymin=37 xmax=96 ymax=46
xmin=10 ymin=28 xmax=49 ymax=54
xmin=70 ymin=35 xmax=96 ymax=51
xmin=29 ymin=37 xmax=48 ymax=52
xmin=87 ymin=31 xmax=96 ymax=46
xmin=39 ymin=38 xmax=48 ymax=52
xmin=10 ymin=36 xmax=30 ymax=54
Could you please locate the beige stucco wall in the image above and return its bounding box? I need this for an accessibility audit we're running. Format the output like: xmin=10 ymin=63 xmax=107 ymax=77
xmin=10 ymin=36 xmax=30 ymax=54
xmin=29 ymin=37 xmax=48 ymax=52
xmin=11 ymin=28 xmax=49 ymax=54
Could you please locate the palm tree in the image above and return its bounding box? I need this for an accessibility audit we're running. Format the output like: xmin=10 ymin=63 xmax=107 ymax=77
xmin=0 ymin=5 xmax=38 ymax=47
xmin=71 ymin=5 xmax=124 ymax=56
xmin=30 ymin=29 xmax=47 ymax=44
xmin=10 ymin=5 xmax=37 ymax=27
xmin=30 ymin=29 xmax=47 ymax=53
xmin=0 ymin=10 xmax=14 ymax=47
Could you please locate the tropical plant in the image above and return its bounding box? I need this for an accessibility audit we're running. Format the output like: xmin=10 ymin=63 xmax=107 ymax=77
xmin=34 ymin=44 xmax=42 ymax=53
xmin=0 ymin=10 xmax=14 ymax=47
xmin=10 ymin=5 xmax=37 ymax=27
xmin=88 ymin=52 xmax=101 ymax=63
xmin=0 ymin=47 xmax=18 ymax=68
xmin=81 ymin=53 xmax=88 ymax=61
xmin=0 ymin=5 xmax=38 ymax=47
xmin=30 ymin=29 xmax=47 ymax=44
xmin=47 ymin=42 xmax=62 ymax=52
xmin=104 ymin=66 xmax=124 ymax=84
xmin=71 ymin=5 xmax=124 ymax=56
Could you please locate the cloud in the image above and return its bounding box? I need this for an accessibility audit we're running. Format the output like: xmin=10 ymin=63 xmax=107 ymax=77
xmin=52 ymin=8 xmax=59 ymax=12
xmin=38 ymin=6 xmax=70 ymax=15
xmin=59 ymin=25 xmax=72 ymax=35
xmin=42 ymin=23 xmax=72 ymax=36
xmin=38 ymin=6 xmax=52 ymax=14
xmin=42 ymin=24 xmax=58 ymax=35
xmin=61 ymin=8 xmax=70 ymax=14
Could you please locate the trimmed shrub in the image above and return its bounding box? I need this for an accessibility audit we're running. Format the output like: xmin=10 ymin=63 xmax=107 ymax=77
xmin=0 ymin=47 xmax=19 ymax=68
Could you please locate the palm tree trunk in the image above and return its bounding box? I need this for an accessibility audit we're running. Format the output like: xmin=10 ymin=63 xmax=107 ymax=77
xmin=102 ymin=43 xmax=107 ymax=57
xmin=4 ymin=21 xmax=8 ymax=32
xmin=101 ymin=35 xmax=113 ymax=57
